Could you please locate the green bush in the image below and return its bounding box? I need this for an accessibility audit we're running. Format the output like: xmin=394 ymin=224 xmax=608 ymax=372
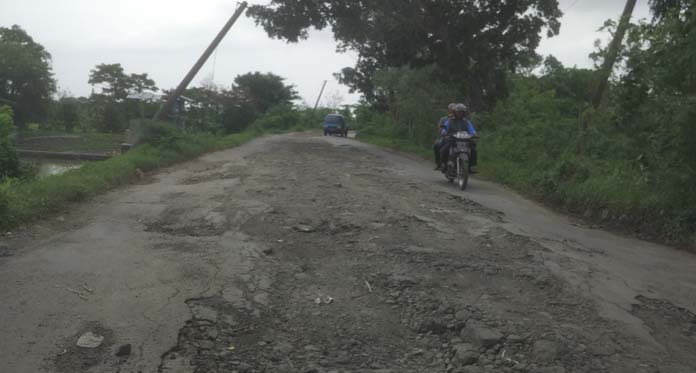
xmin=138 ymin=120 xmax=184 ymax=147
xmin=0 ymin=106 xmax=19 ymax=180
xmin=252 ymin=104 xmax=302 ymax=132
xmin=222 ymin=104 xmax=256 ymax=134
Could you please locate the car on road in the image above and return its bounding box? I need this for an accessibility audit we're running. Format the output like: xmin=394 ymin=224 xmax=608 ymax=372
xmin=323 ymin=114 xmax=348 ymax=137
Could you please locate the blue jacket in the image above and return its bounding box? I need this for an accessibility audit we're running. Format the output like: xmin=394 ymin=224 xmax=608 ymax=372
xmin=444 ymin=119 xmax=477 ymax=136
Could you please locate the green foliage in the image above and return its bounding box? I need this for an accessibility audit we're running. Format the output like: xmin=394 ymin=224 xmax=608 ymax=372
xmin=0 ymin=25 xmax=56 ymax=128
xmin=248 ymin=0 xmax=562 ymax=107
xmin=371 ymin=65 xmax=457 ymax=147
xmin=100 ymin=100 xmax=126 ymax=133
xmin=181 ymin=84 xmax=226 ymax=132
xmin=0 ymin=106 xmax=19 ymax=180
xmin=179 ymin=73 xmax=298 ymax=134
xmin=222 ymin=104 xmax=256 ymax=134
xmin=138 ymin=120 xmax=184 ymax=147
xmin=89 ymin=63 xmax=157 ymax=99
xmin=251 ymin=104 xmax=302 ymax=132
xmin=55 ymin=97 xmax=81 ymax=132
xmin=232 ymin=72 xmax=298 ymax=114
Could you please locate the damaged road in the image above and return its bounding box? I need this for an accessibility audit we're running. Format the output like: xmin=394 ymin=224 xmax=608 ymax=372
xmin=1 ymin=133 xmax=695 ymax=372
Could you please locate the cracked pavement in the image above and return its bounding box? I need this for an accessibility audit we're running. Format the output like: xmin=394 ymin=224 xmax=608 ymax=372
xmin=1 ymin=133 xmax=695 ymax=372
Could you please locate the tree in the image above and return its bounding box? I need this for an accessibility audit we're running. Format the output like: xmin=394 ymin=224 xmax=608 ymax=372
xmin=371 ymin=65 xmax=457 ymax=145
xmin=56 ymin=97 xmax=81 ymax=132
xmin=0 ymin=25 xmax=56 ymax=128
xmin=89 ymin=63 xmax=158 ymax=99
xmin=89 ymin=63 xmax=130 ymax=99
xmin=592 ymin=0 xmax=637 ymax=108
xmin=248 ymin=0 xmax=562 ymax=108
xmin=232 ymin=72 xmax=298 ymax=114
xmin=181 ymin=84 xmax=227 ymax=132
xmin=130 ymin=73 xmax=158 ymax=93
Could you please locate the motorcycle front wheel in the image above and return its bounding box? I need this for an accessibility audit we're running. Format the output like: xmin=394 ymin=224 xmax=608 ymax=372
xmin=457 ymin=157 xmax=469 ymax=190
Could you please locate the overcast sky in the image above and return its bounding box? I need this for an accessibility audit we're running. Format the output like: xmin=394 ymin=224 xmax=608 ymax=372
xmin=0 ymin=0 xmax=651 ymax=106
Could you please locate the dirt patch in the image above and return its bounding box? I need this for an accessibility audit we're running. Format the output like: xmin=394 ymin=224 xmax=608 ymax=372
xmin=150 ymin=240 xmax=207 ymax=253
xmin=179 ymin=165 xmax=251 ymax=185
xmin=631 ymin=296 xmax=696 ymax=371
xmin=145 ymin=206 xmax=228 ymax=237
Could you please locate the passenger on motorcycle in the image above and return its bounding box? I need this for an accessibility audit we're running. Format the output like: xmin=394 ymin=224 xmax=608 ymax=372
xmin=440 ymin=103 xmax=478 ymax=173
xmin=434 ymin=103 xmax=456 ymax=170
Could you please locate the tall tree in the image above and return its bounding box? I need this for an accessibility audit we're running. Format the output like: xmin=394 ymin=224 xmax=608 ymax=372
xmin=248 ymin=0 xmax=562 ymax=108
xmin=89 ymin=63 xmax=131 ymax=99
xmin=232 ymin=72 xmax=298 ymax=113
xmin=129 ymin=73 xmax=158 ymax=93
xmin=89 ymin=64 xmax=158 ymax=99
xmin=0 ymin=25 xmax=56 ymax=128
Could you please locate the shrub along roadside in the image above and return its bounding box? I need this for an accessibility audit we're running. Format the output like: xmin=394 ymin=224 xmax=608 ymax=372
xmin=0 ymin=127 xmax=257 ymax=231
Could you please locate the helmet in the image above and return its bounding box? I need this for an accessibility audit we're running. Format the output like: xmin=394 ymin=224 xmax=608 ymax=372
xmin=447 ymin=103 xmax=457 ymax=111
xmin=454 ymin=103 xmax=468 ymax=113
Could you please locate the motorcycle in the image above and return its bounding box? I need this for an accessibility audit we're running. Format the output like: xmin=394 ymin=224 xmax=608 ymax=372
xmin=442 ymin=131 xmax=474 ymax=190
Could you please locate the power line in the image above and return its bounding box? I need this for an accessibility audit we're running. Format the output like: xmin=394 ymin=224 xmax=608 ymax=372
xmin=564 ymin=0 xmax=581 ymax=12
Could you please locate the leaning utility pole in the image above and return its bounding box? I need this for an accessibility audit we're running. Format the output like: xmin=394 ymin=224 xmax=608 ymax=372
xmin=154 ymin=2 xmax=248 ymax=121
xmin=592 ymin=0 xmax=637 ymax=108
xmin=313 ymin=80 xmax=328 ymax=112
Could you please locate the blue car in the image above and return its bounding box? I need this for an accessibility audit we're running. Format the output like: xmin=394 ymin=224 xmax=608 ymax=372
xmin=323 ymin=114 xmax=348 ymax=137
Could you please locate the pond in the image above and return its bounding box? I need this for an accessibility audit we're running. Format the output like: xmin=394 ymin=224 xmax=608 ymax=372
xmin=34 ymin=160 xmax=84 ymax=178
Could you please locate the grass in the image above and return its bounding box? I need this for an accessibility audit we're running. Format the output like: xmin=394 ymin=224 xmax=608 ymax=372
xmin=0 ymin=130 xmax=257 ymax=231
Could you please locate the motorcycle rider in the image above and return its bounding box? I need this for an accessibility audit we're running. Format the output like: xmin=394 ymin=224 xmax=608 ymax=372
xmin=434 ymin=103 xmax=456 ymax=170
xmin=440 ymin=103 xmax=478 ymax=173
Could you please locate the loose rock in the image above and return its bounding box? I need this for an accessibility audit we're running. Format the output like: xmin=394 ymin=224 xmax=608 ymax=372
xmin=452 ymin=343 xmax=478 ymax=366
xmin=76 ymin=331 xmax=104 ymax=348
xmin=461 ymin=322 xmax=503 ymax=348
xmin=532 ymin=339 xmax=564 ymax=363
xmin=455 ymin=310 xmax=471 ymax=322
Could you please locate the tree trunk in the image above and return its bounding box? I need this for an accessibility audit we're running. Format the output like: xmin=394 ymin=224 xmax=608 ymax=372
xmin=592 ymin=0 xmax=637 ymax=108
